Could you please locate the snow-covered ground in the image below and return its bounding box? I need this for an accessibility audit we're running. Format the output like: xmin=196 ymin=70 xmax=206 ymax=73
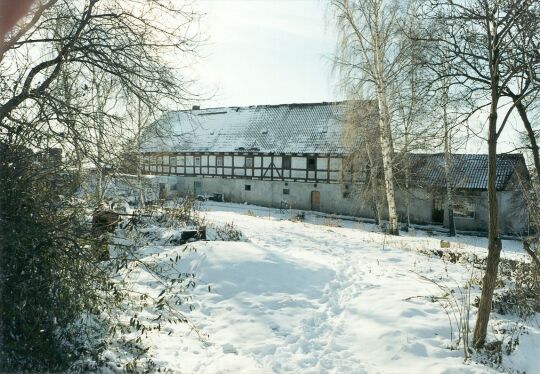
xmin=118 ymin=202 xmax=539 ymax=373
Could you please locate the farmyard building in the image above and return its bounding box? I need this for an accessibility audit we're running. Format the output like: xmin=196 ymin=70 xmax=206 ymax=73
xmin=140 ymin=101 xmax=529 ymax=234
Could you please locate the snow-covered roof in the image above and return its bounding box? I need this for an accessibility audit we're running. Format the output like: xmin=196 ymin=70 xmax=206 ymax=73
xmin=141 ymin=102 xmax=528 ymax=190
xmin=142 ymin=101 xmax=361 ymax=154
xmin=404 ymin=153 xmax=528 ymax=191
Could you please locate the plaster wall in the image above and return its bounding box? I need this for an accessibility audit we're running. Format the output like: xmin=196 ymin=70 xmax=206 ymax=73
xmin=154 ymin=175 xmax=528 ymax=234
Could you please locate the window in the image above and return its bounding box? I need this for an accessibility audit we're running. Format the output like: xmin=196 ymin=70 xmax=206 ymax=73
xmin=216 ymin=155 xmax=224 ymax=167
xmin=282 ymin=156 xmax=291 ymax=170
xmin=245 ymin=184 xmax=251 ymax=191
xmin=170 ymin=155 xmax=176 ymax=166
xmin=283 ymin=188 xmax=290 ymax=195
xmin=194 ymin=156 xmax=201 ymax=166
xmin=307 ymin=157 xmax=316 ymax=171
xmin=245 ymin=157 xmax=254 ymax=168
xmin=163 ymin=155 xmax=169 ymax=165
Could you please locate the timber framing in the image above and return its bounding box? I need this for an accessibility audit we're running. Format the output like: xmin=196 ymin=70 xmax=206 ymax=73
xmin=141 ymin=151 xmax=342 ymax=184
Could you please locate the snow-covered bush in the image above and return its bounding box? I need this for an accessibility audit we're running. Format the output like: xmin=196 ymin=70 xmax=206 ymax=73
xmin=70 ymin=202 xmax=205 ymax=371
xmin=211 ymin=222 xmax=245 ymax=241
xmin=492 ymin=261 xmax=539 ymax=318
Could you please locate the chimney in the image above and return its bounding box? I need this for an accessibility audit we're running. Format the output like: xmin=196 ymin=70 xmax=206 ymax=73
xmin=192 ymin=105 xmax=200 ymax=110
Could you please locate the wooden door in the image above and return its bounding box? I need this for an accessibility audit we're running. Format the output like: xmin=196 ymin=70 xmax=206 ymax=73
xmin=311 ymin=191 xmax=320 ymax=211
xmin=194 ymin=181 xmax=202 ymax=196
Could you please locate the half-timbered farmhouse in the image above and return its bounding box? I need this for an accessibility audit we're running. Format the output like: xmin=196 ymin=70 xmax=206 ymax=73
xmin=140 ymin=102 xmax=529 ymax=234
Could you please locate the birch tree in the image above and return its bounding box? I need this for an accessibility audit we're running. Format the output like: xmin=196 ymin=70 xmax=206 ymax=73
xmin=341 ymin=100 xmax=385 ymax=225
xmin=392 ymin=19 xmax=439 ymax=227
xmin=332 ymin=0 xmax=412 ymax=235
xmin=442 ymin=82 xmax=457 ymax=236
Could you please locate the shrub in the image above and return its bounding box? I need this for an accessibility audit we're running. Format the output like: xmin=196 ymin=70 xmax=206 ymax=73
xmin=0 ymin=145 xmax=201 ymax=372
xmin=0 ymin=144 xmax=105 ymax=371
xmin=213 ymin=222 xmax=244 ymax=241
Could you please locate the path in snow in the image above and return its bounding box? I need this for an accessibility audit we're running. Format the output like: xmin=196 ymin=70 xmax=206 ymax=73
xmin=140 ymin=203 xmax=538 ymax=374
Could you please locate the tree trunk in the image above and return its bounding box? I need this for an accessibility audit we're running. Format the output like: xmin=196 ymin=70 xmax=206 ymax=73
xmin=473 ymin=100 xmax=502 ymax=349
xmin=444 ymin=149 xmax=455 ymax=237
xmin=372 ymin=14 xmax=399 ymax=236
xmin=136 ymin=156 xmax=145 ymax=209
xmin=377 ymin=92 xmax=399 ymax=235
xmin=443 ymin=86 xmax=456 ymax=236
xmin=96 ymin=128 xmax=103 ymax=202
xmin=136 ymin=98 xmax=145 ymax=209
xmin=366 ymin=146 xmax=383 ymax=226
xmin=404 ymin=136 xmax=411 ymax=228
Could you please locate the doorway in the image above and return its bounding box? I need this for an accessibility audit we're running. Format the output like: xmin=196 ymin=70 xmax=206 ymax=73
xmin=311 ymin=191 xmax=320 ymax=211
xmin=159 ymin=183 xmax=166 ymax=200
xmin=432 ymin=197 xmax=444 ymax=223
xmin=194 ymin=181 xmax=202 ymax=196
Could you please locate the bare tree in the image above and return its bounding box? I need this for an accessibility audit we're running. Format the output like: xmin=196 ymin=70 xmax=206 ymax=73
xmin=441 ymin=82 xmax=457 ymax=236
xmin=332 ymin=0 xmax=415 ymax=235
xmin=0 ymin=0 xmax=200 ymax=368
xmin=0 ymin=0 xmax=199 ymax=170
xmin=391 ymin=18 xmax=441 ymax=227
xmin=341 ymin=100 xmax=385 ymax=225
xmin=501 ymin=3 xmax=540 ymax=182
xmin=421 ymin=0 xmax=538 ymax=349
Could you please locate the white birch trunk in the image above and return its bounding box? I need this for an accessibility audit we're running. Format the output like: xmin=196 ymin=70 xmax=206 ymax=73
xmin=377 ymin=91 xmax=399 ymax=235
xmin=372 ymin=2 xmax=399 ymax=235
xmin=443 ymin=85 xmax=455 ymax=236
xmin=137 ymin=98 xmax=146 ymax=209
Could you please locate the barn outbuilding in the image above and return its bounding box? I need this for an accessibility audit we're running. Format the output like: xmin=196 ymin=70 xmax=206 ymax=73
xmin=140 ymin=101 xmax=529 ymax=234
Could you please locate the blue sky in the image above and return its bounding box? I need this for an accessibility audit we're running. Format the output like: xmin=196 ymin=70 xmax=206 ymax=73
xmin=194 ymin=0 xmax=339 ymax=108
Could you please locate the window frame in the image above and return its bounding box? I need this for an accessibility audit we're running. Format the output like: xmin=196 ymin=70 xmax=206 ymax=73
xmin=245 ymin=156 xmax=254 ymax=168
xmin=216 ymin=155 xmax=224 ymax=167
xmin=307 ymin=157 xmax=317 ymax=171
xmin=282 ymin=156 xmax=292 ymax=170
